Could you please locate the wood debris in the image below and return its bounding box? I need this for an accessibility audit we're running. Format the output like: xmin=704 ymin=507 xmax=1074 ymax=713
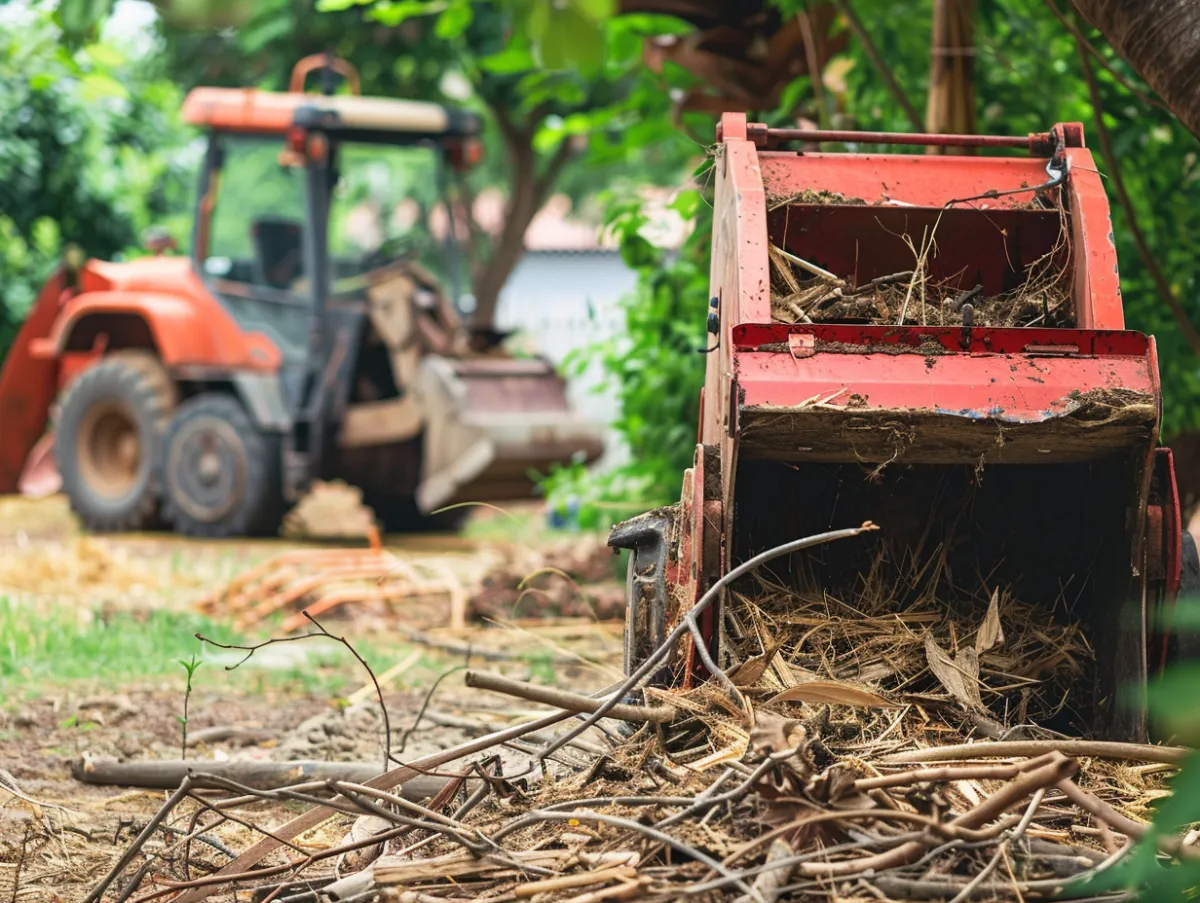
xmin=84 ymin=529 xmax=1193 ymax=903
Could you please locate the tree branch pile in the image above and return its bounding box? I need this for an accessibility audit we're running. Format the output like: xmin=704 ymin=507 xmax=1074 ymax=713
xmin=85 ymin=527 xmax=1194 ymax=903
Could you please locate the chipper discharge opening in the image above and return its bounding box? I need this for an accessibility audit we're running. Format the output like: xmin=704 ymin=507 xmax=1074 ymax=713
xmin=611 ymin=116 xmax=1199 ymax=744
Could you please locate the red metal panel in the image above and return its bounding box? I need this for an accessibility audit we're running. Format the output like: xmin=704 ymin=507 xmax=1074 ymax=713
xmin=0 ymin=270 xmax=68 ymax=493
xmin=1159 ymin=447 xmax=1182 ymax=600
xmin=733 ymin=324 xmax=1150 ymax=356
xmin=761 ymin=128 xmax=1044 ymax=149
xmin=1063 ymin=146 xmax=1123 ymax=330
xmin=759 ymin=151 xmax=1053 ymax=209
xmin=735 ymin=347 xmax=1153 ymax=416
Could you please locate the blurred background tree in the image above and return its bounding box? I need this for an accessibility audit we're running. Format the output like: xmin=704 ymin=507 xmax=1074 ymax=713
xmin=0 ymin=2 xmax=193 ymax=367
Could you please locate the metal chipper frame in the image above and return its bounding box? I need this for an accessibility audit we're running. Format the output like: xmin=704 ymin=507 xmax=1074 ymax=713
xmin=610 ymin=115 xmax=1200 ymax=742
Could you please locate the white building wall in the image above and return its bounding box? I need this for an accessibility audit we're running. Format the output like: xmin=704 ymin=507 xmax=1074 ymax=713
xmin=495 ymin=251 xmax=634 ymax=470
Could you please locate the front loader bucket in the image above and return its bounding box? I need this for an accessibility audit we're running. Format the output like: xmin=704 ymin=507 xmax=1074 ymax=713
xmin=414 ymin=356 xmax=604 ymax=513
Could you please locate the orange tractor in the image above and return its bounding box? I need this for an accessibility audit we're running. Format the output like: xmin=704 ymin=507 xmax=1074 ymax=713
xmin=0 ymin=56 xmax=603 ymax=537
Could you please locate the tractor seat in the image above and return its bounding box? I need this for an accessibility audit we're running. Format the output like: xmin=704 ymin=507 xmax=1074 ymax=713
xmin=251 ymin=217 xmax=304 ymax=290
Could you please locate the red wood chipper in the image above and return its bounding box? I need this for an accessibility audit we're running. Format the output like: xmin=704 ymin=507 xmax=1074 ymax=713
xmin=610 ymin=115 xmax=1200 ymax=743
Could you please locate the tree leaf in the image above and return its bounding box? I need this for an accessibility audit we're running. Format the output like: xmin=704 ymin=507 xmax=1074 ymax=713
xmin=1147 ymin=666 xmax=1200 ymax=746
xmin=572 ymin=0 xmax=615 ymax=21
xmin=768 ymin=680 xmax=901 ymax=709
xmin=975 ymin=588 xmax=1005 ymax=653
xmin=479 ymin=44 xmax=536 ymax=75
xmin=540 ymin=6 xmax=604 ymax=73
xmin=729 ymin=642 xmax=779 ymax=687
xmin=749 ymin=710 xmax=806 ymax=755
xmin=79 ymin=71 xmax=127 ymax=101
xmin=435 ymin=0 xmax=473 ymax=39
xmin=1145 ymin=750 xmax=1200 ymax=830
xmin=368 ymin=0 xmax=445 ymax=28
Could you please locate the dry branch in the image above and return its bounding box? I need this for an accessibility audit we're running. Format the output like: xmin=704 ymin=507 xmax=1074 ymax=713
xmin=464 ymin=670 xmax=676 ymax=723
xmin=881 ymin=739 xmax=1190 ymax=765
xmin=74 ymin=757 xmax=440 ymax=796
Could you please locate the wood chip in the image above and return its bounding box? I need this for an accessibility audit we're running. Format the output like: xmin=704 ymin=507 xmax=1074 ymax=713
xmin=924 ymin=635 xmax=985 ymax=712
xmin=975 ymin=588 xmax=1005 ymax=653
xmin=769 ymin=680 xmax=901 ymax=709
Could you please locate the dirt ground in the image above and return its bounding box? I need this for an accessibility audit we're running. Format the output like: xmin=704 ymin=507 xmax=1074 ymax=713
xmin=0 ymin=494 xmax=623 ymax=902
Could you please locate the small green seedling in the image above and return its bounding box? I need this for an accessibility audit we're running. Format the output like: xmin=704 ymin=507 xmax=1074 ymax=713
xmin=178 ymin=654 xmax=202 ymax=759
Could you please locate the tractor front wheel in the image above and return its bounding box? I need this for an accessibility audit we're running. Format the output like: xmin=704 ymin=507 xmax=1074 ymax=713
xmin=161 ymin=393 xmax=282 ymax=538
xmin=55 ymin=351 xmax=177 ymax=532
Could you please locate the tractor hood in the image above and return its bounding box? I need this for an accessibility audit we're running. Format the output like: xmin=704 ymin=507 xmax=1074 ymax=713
xmin=78 ymin=256 xmax=196 ymax=295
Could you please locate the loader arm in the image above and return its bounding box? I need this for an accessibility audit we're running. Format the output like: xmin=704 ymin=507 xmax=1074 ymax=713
xmin=0 ymin=270 xmax=70 ymax=493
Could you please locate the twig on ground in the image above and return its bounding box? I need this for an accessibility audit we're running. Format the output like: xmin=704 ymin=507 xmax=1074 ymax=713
xmin=465 ymin=670 xmax=676 ymax=724
xmin=880 ymin=739 xmax=1189 ymax=766
xmin=398 ymin=627 xmax=587 ymax=664
xmin=84 ymin=775 xmax=195 ymax=903
xmin=399 ymin=665 xmax=468 ymax=754
xmin=9 ymin=823 xmax=31 ymax=903
xmin=199 ymin=611 xmax=392 ymax=773
xmin=494 ymin=809 xmax=763 ymax=902
xmin=168 ymin=709 xmax=581 ymax=903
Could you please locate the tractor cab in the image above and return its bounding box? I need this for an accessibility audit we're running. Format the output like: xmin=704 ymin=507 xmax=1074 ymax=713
xmin=184 ymin=58 xmax=482 ymax=370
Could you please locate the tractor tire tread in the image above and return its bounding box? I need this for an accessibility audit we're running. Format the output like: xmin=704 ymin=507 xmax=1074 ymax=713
xmin=161 ymin=393 xmax=282 ymax=539
xmin=55 ymin=354 xmax=177 ymax=532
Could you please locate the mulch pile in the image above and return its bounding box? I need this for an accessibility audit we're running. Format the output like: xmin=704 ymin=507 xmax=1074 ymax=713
xmin=76 ymin=531 xmax=1194 ymax=903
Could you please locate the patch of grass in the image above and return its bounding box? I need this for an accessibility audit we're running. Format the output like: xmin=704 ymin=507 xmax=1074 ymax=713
xmin=0 ymin=596 xmax=240 ymax=700
xmin=0 ymin=596 xmax=429 ymax=702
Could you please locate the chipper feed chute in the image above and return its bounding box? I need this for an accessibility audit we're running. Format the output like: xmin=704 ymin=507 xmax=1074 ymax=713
xmin=611 ymin=116 xmax=1199 ymax=744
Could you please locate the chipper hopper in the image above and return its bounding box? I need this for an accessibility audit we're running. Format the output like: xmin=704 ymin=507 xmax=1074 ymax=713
xmin=0 ymin=56 xmax=603 ymax=537
xmin=610 ymin=115 xmax=1200 ymax=743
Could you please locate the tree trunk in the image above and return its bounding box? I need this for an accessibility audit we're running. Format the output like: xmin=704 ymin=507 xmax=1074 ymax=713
xmin=926 ymin=0 xmax=975 ymax=153
xmin=1071 ymin=0 xmax=1200 ymax=139
xmin=468 ymin=124 xmax=575 ymax=331
xmin=469 ymin=144 xmax=539 ymax=330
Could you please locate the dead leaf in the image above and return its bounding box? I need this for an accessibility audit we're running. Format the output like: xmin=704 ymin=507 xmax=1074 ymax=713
xmin=807 ymin=763 xmax=869 ymax=805
xmin=340 ymin=814 xmax=394 ymax=871
xmin=768 ymin=680 xmax=901 ymax=709
xmin=730 ymin=642 xmax=779 ymax=687
xmin=975 ymin=588 xmax=1005 ymax=653
xmin=749 ymin=711 xmax=806 ymax=756
xmin=924 ymin=635 xmax=985 ymax=712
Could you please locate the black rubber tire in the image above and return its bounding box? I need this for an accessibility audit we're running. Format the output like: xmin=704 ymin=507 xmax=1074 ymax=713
xmin=54 ymin=352 xmax=177 ymax=532
xmin=365 ymin=494 xmax=472 ymax=534
xmin=161 ymin=393 xmax=283 ymax=538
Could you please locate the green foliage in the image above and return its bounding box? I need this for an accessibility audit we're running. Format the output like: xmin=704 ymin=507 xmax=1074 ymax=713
xmin=177 ymin=652 xmax=201 ymax=757
xmin=0 ymin=597 xmax=238 ymax=700
xmin=0 ymin=6 xmax=194 ymax=364
xmin=1066 ymin=603 xmax=1200 ymax=900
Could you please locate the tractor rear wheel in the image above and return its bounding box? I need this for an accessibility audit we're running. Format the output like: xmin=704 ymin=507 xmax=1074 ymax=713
xmin=54 ymin=351 xmax=177 ymax=532
xmin=161 ymin=393 xmax=282 ymax=538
